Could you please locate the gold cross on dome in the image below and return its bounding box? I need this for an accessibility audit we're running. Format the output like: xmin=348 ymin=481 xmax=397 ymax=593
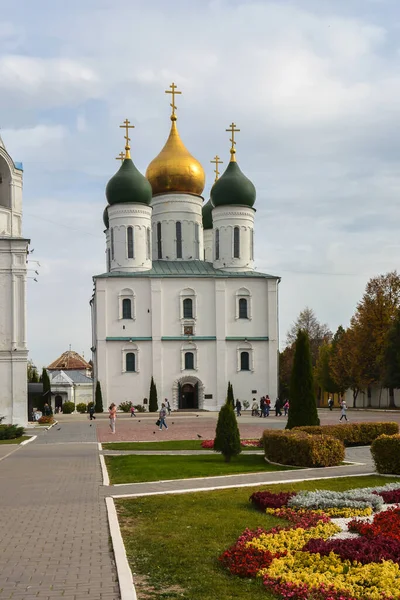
xmin=211 ymin=155 xmax=223 ymax=182
xmin=119 ymin=119 xmax=135 ymax=158
xmin=165 ymin=82 xmax=182 ymax=121
xmin=115 ymin=151 xmax=125 ymax=162
xmin=226 ymin=122 xmax=240 ymax=161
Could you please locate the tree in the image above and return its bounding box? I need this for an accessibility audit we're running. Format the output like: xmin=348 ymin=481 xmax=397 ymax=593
xmin=41 ymin=368 xmax=52 ymax=413
xmin=95 ymin=381 xmax=104 ymax=413
xmin=383 ymin=310 xmax=400 ymax=404
xmin=329 ymin=326 xmax=362 ymax=404
xmin=286 ymin=330 xmax=319 ymax=429
xmin=314 ymin=343 xmax=340 ymax=395
xmin=227 ymin=381 xmax=234 ymax=408
xmin=27 ymin=360 xmax=39 ymax=383
xmin=279 ymin=346 xmax=294 ymax=399
xmin=214 ymin=399 xmax=241 ymax=462
xmin=149 ymin=376 xmax=158 ymax=412
xmin=286 ymin=307 xmax=332 ymax=366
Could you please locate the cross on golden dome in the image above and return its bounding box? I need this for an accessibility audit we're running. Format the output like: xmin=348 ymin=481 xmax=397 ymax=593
xmin=119 ymin=119 xmax=135 ymax=159
xmin=226 ymin=122 xmax=240 ymax=161
xmin=211 ymin=155 xmax=223 ymax=182
xmin=115 ymin=151 xmax=125 ymax=162
xmin=165 ymin=82 xmax=182 ymax=121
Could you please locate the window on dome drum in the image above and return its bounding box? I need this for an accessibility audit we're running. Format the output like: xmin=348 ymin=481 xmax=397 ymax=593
xmin=239 ymin=298 xmax=248 ymax=319
xmin=184 ymin=352 xmax=194 ymax=370
xmin=250 ymin=228 xmax=254 ymax=261
xmin=215 ymin=229 xmax=220 ymax=260
xmin=234 ymin=226 xmax=240 ymax=258
xmin=146 ymin=227 xmax=151 ymax=260
xmin=240 ymin=351 xmax=250 ymax=371
xmin=183 ymin=298 xmax=193 ymax=319
xmin=107 ymin=248 xmax=111 ymax=272
xmin=127 ymin=226 xmax=134 ymax=259
xmin=176 ymin=221 xmax=182 ymax=259
xmin=157 ymin=222 xmax=162 ymax=259
xmin=126 ymin=352 xmax=136 ymax=372
xmin=111 ymin=228 xmax=115 ymax=260
xmin=122 ymin=298 xmax=132 ymax=319
xmin=194 ymin=223 xmax=200 ymax=259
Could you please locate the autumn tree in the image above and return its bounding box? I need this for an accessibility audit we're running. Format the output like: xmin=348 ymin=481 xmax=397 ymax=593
xmin=286 ymin=330 xmax=319 ymax=429
xmin=330 ymin=326 xmax=363 ymax=405
xmin=279 ymin=346 xmax=294 ymax=400
xmin=314 ymin=343 xmax=340 ymax=395
xmin=383 ymin=310 xmax=400 ymax=404
xmin=286 ymin=307 xmax=332 ymax=366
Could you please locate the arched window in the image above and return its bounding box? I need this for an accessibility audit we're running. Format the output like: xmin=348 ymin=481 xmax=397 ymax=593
xmin=127 ymin=226 xmax=134 ymax=258
xmin=234 ymin=226 xmax=240 ymax=258
xmin=183 ymin=298 xmax=193 ymax=319
xmin=239 ymin=298 xmax=248 ymax=319
xmin=194 ymin=223 xmax=200 ymax=259
xmin=176 ymin=221 xmax=182 ymax=258
xmin=157 ymin=222 xmax=162 ymax=259
xmin=240 ymin=351 xmax=250 ymax=371
xmin=184 ymin=352 xmax=194 ymax=370
xmin=122 ymin=298 xmax=132 ymax=319
xmin=111 ymin=228 xmax=115 ymax=260
xmin=0 ymin=158 xmax=11 ymax=209
xmin=126 ymin=352 xmax=136 ymax=372
xmin=215 ymin=229 xmax=220 ymax=260
xmin=146 ymin=227 xmax=151 ymax=260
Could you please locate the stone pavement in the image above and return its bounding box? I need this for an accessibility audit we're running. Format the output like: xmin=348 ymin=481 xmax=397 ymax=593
xmin=0 ymin=422 xmax=120 ymax=600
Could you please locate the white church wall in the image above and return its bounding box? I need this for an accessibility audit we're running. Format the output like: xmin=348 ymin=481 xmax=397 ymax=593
xmin=203 ymin=229 xmax=213 ymax=262
xmin=105 ymin=341 xmax=153 ymax=405
xmin=212 ymin=205 xmax=255 ymax=272
xmin=108 ymin=204 xmax=152 ymax=272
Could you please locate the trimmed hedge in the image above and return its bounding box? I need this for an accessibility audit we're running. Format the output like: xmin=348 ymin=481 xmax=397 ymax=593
xmin=76 ymin=403 xmax=87 ymax=414
xmin=0 ymin=424 xmax=24 ymax=440
xmin=262 ymin=430 xmax=345 ymax=468
xmin=293 ymin=422 xmax=398 ymax=447
xmin=371 ymin=434 xmax=400 ymax=474
xmin=62 ymin=401 xmax=75 ymax=414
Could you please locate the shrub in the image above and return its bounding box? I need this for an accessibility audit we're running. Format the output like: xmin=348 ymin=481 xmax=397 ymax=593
xmin=76 ymin=403 xmax=87 ymax=414
xmin=243 ymin=400 xmax=250 ymax=410
xmin=250 ymin=491 xmax=296 ymax=511
xmin=263 ymin=430 xmax=344 ymax=467
xmin=119 ymin=401 xmax=132 ymax=413
xmin=294 ymin=422 xmax=399 ymax=447
xmin=149 ymin=377 xmax=158 ymax=412
xmin=286 ymin=330 xmax=319 ymax=429
xmin=133 ymin=404 xmax=146 ymax=413
xmin=0 ymin=424 xmax=25 ymax=439
xmin=62 ymin=401 xmax=75 ymax=414
xmin=95 ymin=381 xmax=103 ymax=413
xmin=38 ymin=415 xmax=54 ymax=424
xmin=371 ymin=434 xmax=400 ymax=474
xmin=214 ymin=399 xmax=242 ymax=462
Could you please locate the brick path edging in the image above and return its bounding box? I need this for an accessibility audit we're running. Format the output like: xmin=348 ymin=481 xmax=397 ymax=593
xmin=105 ymin=498 xmax=137 ymax=600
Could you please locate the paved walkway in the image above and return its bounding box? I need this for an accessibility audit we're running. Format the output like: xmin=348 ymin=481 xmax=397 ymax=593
xmin=0 ymin=423 xmax=120 ymax=600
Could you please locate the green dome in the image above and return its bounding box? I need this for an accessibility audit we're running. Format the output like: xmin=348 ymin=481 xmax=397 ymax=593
xmin=202 ymin=199 xmax=213 ymax=230
xmin=106 ymin=158 xmax=152 ymax=206
xmin=211 ymin=160 xmax=256 ymax=208
xmin=103 ymin=206 xmax=109 ymax=229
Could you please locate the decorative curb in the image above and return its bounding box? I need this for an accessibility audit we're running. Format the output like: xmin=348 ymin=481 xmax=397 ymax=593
xmin=100 ymin=454 xmax=110 ymax=486
xmin=105 ymin=497 xmax=137 ymax=600
xmin=20 ymin=435 xmax=37 ymax=446
xmin=98 ymin=442 xmax=102 ymax=451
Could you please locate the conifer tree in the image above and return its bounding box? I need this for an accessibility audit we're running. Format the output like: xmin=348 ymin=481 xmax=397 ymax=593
xmin=149 ymin=376 xmax=158 ymax=412
xmin=286 ymin=329 xmax=319 ymax=429
xmin=214 ymin=398 xmax=241 ymax=462
xmin=95 ymin=381 xmax=104 ymax=413
xmin=41 ymin=368 xmax=52 ymax=414
xmin=227 ymin=381 xmax=234 ymax=408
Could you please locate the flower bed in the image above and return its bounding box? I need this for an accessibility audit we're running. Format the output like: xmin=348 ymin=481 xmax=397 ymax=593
xmin=201 ymin=438 xmax=262 ymax=449
xmin=219 ymin=482 xmax=400 ymax=599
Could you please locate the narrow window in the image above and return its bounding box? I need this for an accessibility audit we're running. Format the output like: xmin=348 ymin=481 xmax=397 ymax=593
xmin=234 ymin=226 xmax=240 ymax=258
xmin=250 ymin=228 xmax=254 ymax=260
xmin=185 ymin=352 xmax=194 ymax=370
xmin=146 ymin=227 xmax=151 ymax=260
xmin=194 ymin=223 xmax=200 ymax=259
xmin=122 ymin=298 xmax=132 ymax=319
xmin=127 ymin=226 xmax=134 ymax=259
xmin=107 ymin=248 xmax=111 ymax=272
xmin=111 ymin=228 xmax=115 ymax=260
xmin=183 ymin=298 xmax=193 ymax=319
xmin=215 ymin=229 xmax=220 ymax=260
xmin=239 ymin=298 xmax=248 ymax=319
xmin=176 ymin=221 xmax=182 ymax=259
xmin=157 ymin=222 xmax=162 ymax=259
xmin=126 ymin=352 xmax=136 ymax=372
xmin=240 ymin=351 xmax=250 ymax=371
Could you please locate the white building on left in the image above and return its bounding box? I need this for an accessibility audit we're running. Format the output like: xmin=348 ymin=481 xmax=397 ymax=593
xmin=0 ymin=135 xmax=29 ymax=426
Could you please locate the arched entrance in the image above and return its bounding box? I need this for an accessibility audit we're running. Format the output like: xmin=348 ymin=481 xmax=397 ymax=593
xmin=55 ymin=395 xmax=63 ymax=413
xmin=172 ymin=376 xmax=204 ymax=411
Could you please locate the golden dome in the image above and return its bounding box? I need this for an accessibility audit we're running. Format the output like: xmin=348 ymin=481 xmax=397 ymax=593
xmin=146 ymin=118 xmax=205 ymax=196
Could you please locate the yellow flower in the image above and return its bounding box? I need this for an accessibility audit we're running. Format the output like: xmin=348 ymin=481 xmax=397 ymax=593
xmin=246 ymin=522 xmax=340 ymax=555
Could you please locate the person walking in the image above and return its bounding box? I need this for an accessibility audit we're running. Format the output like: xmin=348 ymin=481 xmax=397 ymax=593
xmin=339 ymin=400 xmax=348 ymax=422
xmin=328 ymin=396 xmax=334 ymax=411
xmin=283 ymin=400 xmax=289 ymax=417
xmin=130 ymin=405 xmax=136 ymax=417
xmin=251 ymin=398 xmax=259 ymax=417
xmin=274 ymin=398 xmax=282 ymax=416
xmin=159 ymin=403 xmax=168 ymax=431
xmin=265 ymin=395 xmax=271 ymax=417
xmin=235 ymin=399 xmax=242 ymax=417
xmin=259 ymin=397 xmax=265 ymax=417
xmin=108 ymin=403 xmax=117 ymax=434
xmin=165 ymin=398 xmax=171 ymax=415
xmin=89 ymin=404 xmax=96 ymax=421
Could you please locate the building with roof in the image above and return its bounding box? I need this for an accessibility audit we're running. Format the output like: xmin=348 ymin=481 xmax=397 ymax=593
xmin=0 ymin=135 xmax=29 ymax=425
xmin=91 ymin=85 xmax=279 ymax=411
xmin=47 ymin=350 xmax=93 ymax=411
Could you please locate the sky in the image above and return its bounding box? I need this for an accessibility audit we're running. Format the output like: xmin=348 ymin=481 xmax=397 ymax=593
xmin=1 ymin=0 xmax=400 ymax=369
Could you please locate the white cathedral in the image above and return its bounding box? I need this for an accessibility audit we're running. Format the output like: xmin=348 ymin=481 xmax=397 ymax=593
xmin=0 ymin=136 xmax=28 ymax=425
xmin=91 ymin=85 xmax=279 ymax=411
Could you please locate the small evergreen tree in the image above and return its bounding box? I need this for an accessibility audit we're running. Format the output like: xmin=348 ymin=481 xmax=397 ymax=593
xmin=41 ymin=368 xmax=52 ymax=414
xmin=286 ymin=329 xmax=320 ymax=429
xmin=149 ymin=376 xmax=158 ymax=412
xmin=214 ymin=399 xmax=241 ymax=462
xmin=95 ymin=381 xmax=104 ymax=413
xmin=227 ymin=381 xmax=235 ymax=408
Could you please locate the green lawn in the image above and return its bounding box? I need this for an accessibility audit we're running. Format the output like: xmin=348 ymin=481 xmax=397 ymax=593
xmin=0 ymin=436 xmax=30 ymax=445
xmin=116 ymin=475 xmax=398 ymax=600
xmin=103 ymin=440 xmax=262 ymax=451
xmin=105 ymin=453 xmax=291 ymax=484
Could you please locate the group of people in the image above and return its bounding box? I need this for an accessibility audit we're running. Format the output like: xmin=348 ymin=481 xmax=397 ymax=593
xmin=107 ymin=398 xmax=172 ymax=433
xmin=251 ymin=396 xmax=289 ymax=418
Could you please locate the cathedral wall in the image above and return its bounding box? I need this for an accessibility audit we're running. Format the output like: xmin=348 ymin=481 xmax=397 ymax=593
xmin=108 ymin=204 xmax=152 ymax=272
xmin=203 ymin=229 xmax=213 ymax=262
xmin=212 ymin=205 xmax=255 ymax=272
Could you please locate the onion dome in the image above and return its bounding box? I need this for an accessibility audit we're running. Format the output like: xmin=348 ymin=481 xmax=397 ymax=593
xmin=106 ymin=158 xmax=152 ymax=206
xmin=202 ymin=199 xmax=213 ymax=230
xmin=211 ymin=160 xmax=256 ymax=208
xmin=103 ymin=206 xmax=109 ymax=229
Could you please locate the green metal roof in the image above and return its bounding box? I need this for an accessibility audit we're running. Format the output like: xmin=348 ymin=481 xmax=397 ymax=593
xmin=94 ymin=261 xmax=279 ymax=280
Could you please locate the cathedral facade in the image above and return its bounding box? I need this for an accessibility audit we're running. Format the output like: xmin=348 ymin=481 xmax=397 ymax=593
xmin=0 ymin=136 xmax=29 ymax=425
xmin=91 ymin=86 xmax=279 ymax=411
